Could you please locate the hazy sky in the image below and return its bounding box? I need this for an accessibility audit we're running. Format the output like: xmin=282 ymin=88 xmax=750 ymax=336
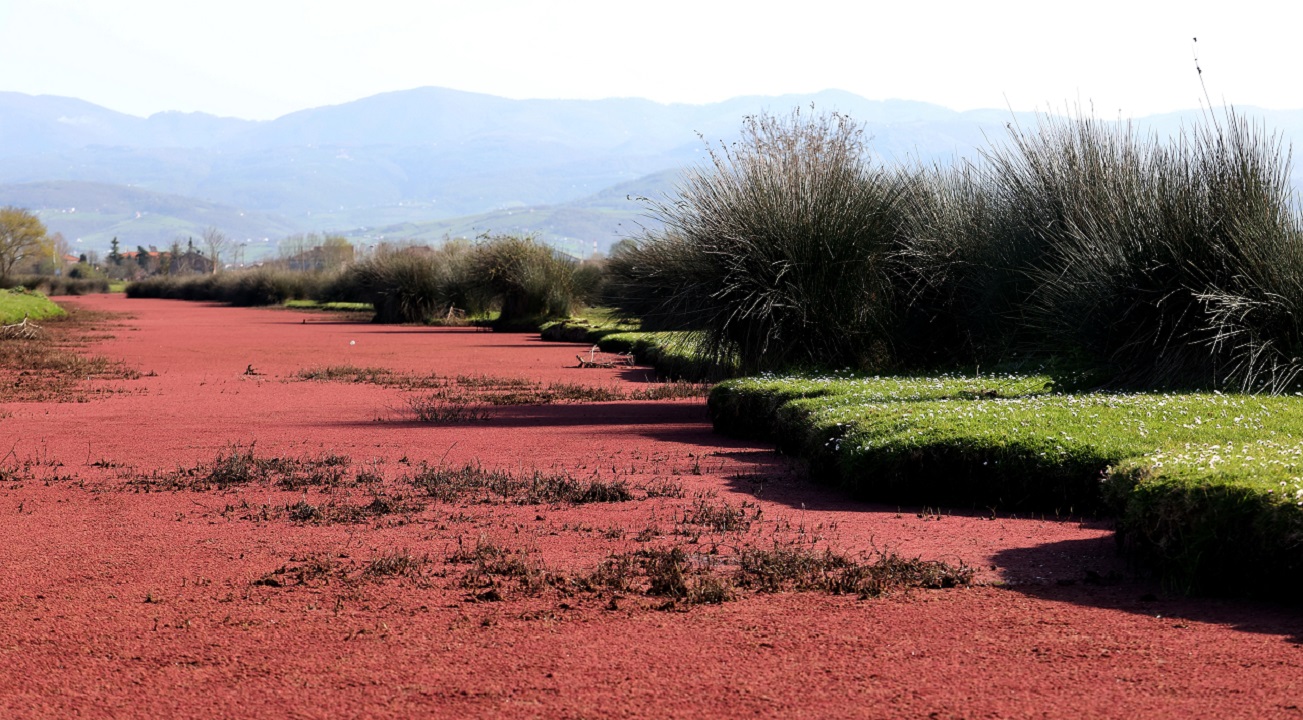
xmin=1 ymin=0 xmax=1299 ymax=120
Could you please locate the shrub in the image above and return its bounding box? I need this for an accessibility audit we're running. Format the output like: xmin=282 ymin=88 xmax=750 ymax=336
xmin=990 ymin=111 xmax=1303 ymax=391
xmin=469 ymin=234 xmax=577 ymax=328
xmin=572 ymin=258 xmax=607 ymax=306
xmin=327 ymin=252 xmax=443 ymax=323
xmin=326 ymin=241 xmax=489 ymax=324
xmin=618 ymin=106 xmax=1303 ymax=391
xmin=893 ymin=163 xmax=1032 ymax=365
xmin=609 ymin=108 xmax=914 ymax=373
xmin=225 ymin=268 xmax=324 ymax=306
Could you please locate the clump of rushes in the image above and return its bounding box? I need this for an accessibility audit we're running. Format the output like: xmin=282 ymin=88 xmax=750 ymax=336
xmin=610 ymin=108 xmax=913 ymax=373
xmin=982 ymin=110 xmax=1303 ymax=391
xmin=469 ymin=234 xmax=578 ymax=329
xmin=735 ymin=545 xmax=972 ymax=598
xmin=4 ymin=276 xmax=109 ymax=297
xmin=319 ymin=239 xmax=488 ymax=324
xmin=586 ymin=543 xmax=971 ymax=607
xmin=131 ymin=445 xmax=352 ymax=492
xmin=618 ymin=106 xmax=1303 ymax=391
xmin=404 ymin=393 xmax=492 ymax=423
xmin=680 ymin=499 xmax=758 ymax=533
xmin=897 ymin=108 xmax=1303 ymax=390
xmin=331 ymin=251 xmax=450 ymax=324
xmin=452 ymin=539 xmax=555 ymax=599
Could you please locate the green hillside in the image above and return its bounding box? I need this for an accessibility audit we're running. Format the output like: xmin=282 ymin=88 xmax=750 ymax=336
xmin=0 ymin=181 xmax=298 ymax=250
xmin=337 ymin=170 xmax=679 ymax=256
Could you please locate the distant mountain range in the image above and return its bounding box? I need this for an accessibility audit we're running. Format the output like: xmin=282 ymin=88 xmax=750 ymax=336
xmin=2 ymin=87 xmax=1302 ymax=257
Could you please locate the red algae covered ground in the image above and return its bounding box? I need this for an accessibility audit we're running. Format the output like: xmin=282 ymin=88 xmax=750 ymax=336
xmin=1 ymin=294 xmax=1300 ymax=719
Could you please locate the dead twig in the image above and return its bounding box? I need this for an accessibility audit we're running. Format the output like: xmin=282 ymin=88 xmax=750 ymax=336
xmin=575 ymin=345 xmax=635 ymax=369
xmin=1 ymin=316 xmax=44 ymax=340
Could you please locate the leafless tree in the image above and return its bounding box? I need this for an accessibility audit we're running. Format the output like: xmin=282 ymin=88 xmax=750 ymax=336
xmin=202 ymin=226 xmax=230 ymax=274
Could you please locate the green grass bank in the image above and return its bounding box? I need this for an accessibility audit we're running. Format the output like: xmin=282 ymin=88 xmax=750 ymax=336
xmin=540 ymin=308 xmax=735 ymax=381
xmin=709 ymin=372 xmax=1303 ymax=598
xmin=0 ymin=288 xmax=66 ymax=324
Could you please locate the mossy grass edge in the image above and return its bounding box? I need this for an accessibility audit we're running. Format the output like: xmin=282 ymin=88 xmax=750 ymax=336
xmin=709 ymin=371 xmax=1303 ymax=599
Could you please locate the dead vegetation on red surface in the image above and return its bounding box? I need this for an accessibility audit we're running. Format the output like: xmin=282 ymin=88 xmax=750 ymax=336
xmin=107 ymin=443 xmax=974 ymax=610
xmin=297 ymin=363 xmax=709 ymax=407
xmin=0 ymin=306 xmax=140 ymax=403
xmin=1 ymin=295 xmax=1300 ymax=719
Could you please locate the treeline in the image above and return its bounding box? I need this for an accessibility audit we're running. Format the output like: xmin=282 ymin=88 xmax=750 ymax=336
xmin=608 ymin=108 xmax=1303 ymax=392
xmin=127 ymin=236 xmax=605 ymax=328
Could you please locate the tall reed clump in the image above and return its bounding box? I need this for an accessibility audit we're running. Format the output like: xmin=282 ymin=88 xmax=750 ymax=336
xmin=326 ymin=240 xmax=490 ymax=324
xmin=609 ymin=109 xmax=914 ymax=372
xmin=125 ymin=273 xmax=220 ymax=301
xmin=982 ymin=110 xmax=1303 ymax=391
xmin=893 ymin=163 xmax=1033 ymax=366
xmin=469 ymin=234 xmax=577 ymax=328
xmin=615 ymin=106 xmax=1303 ymax=390
xmin=329 ymin=251 xmax=447 ymax=324
xmin=225 ymin=267 xmax=325 ymax=306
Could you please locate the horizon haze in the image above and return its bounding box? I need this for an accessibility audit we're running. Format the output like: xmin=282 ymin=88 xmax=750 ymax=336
xmin=4 ymin=85 xmax=1303 ymax=259
xmin=2 ymin=0 xmax=1300 ymax=121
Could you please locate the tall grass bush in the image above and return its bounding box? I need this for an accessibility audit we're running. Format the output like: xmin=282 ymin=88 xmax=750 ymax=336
xmin=125 ymin=236 xmax=584 ymax=327
xmin=609 ymin=109 xmax=914 ymax=373
xmin=126 ymin=274 xmax=218 ymax=301
xmin=469 ymin=234 xmax=577 ymax=328
xmin=327 ymin=252 xmax=446 ymax=324
xmin=620 ymin=106 xmax=1303 ymax=391
xmin=325 ymin=241 xmax=490 ymax=324
xmin=893 ymin=163 xmax=1034 ymax=366
xmin=987 ymin=111 xmax=1303 ymax=391
xmin=225 ymin=268 xmax=325 ymax=306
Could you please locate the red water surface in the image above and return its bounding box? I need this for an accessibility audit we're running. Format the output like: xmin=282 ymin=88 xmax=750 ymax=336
xmin=1 ymin=295 xmax=1299 ymax=719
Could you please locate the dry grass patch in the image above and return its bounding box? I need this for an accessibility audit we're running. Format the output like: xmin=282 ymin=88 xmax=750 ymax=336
xmin=407 ymin=463 xmax=633 ymax=505
xmin=0 ymin=307 xmax=139 ymax=402
xmin=131 ymin=445 xmax=355 ymax=492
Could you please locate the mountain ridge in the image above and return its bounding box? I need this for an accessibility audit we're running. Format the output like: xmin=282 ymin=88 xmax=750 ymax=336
xmin=3 ymin=87 xmax=1301 ymax=256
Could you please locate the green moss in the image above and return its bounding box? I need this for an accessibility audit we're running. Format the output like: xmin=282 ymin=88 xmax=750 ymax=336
xmin=537 ymin=310 xmax=731 ymax=381
xmin=710 ymin=372 xmax=1303 ymax=598
xmin=596 ymin=331 xmax=730 ymax=381
xmin=283 ymin=299 xmax=374 ymax=312
xmin=539 ymin=307 xmax=639 ymax=343
xmin=1106 ymin=442 xmax=1303 ymax=596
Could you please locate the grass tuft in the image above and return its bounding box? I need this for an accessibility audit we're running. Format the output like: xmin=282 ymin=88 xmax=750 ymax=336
xmin=408 ymin=463 xmax=632 ymax=505
xmin=363 ymin=548 xmax=430 ymax=579
xmin=133 ymin=446 xmax=358 ymax=492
